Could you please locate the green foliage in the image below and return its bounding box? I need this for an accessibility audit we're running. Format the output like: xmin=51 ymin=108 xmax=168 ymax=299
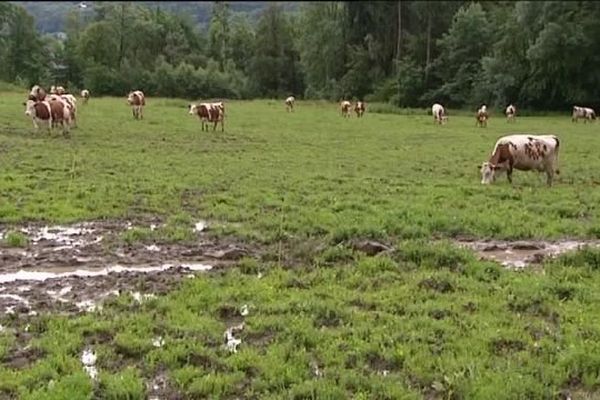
xmin=3 ymin=231 xmax=29 ymax=247
xmin=5 ymin=1 xmax=600 ymax=109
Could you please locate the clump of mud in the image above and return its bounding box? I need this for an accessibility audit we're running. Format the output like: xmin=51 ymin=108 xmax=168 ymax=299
xmin=456 ymin=239 xmax=600 ymax=268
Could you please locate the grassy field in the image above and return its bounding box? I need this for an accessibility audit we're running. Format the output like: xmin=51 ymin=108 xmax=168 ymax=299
xmin=1 ymin=92 xmax=600 ymax=398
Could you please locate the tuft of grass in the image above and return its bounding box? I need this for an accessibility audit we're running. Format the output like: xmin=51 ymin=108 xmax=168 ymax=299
xmin=3 ymin=230 xmax=29 ymax=247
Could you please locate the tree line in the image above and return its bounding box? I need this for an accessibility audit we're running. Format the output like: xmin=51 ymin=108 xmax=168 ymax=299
xmin=2 ymin=1 xmax=599 ymax=110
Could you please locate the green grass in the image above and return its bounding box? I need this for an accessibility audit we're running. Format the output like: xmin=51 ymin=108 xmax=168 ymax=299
xmin=2 ymin=93 xmax=600 ymax=241
xmin=1 ymin=92 xmax=600 ymax=398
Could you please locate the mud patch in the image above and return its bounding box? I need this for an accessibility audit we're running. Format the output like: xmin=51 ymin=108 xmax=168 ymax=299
xmin=455 ymin=239 xmax=600 ymax=268
xmin=0 ymin=219 xmax=259 ymax=316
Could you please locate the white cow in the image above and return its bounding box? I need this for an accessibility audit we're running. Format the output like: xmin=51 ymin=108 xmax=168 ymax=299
xmin=81 ymin=89 xmax=90 ymax=104
xmin=341 ymin=101 xmax=352 ymax=118
xmin=432 ymin=103 xmax=447 ymax=124
xmin=60 ymin=94 xmax=77 ymax=127
xmin=479 ymin=134 xmax=561 ymax=186
xmin=285 ymin=96 xmax=295 ymax=112
xmin=572 ymin=106 xmax=596 ymax=123
xmin=505 ymin=104 xmax=516 ymax=122
xmin=476 ymin=104 xmax=489 ymax=127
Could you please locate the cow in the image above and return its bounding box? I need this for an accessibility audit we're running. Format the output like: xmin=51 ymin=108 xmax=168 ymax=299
xmin=127 ymin=90 xmax=145 ymax=119
xmin=81 ymin=89 xmax=90 ymax=104
xmin=60 ymin=94 xmax=78 ymax=127
xmin=28 ymin=85 xmax=46 ymax=102
xmin=476 ymin=104 xmax=489 ymax=127
xmin=432 ymin=103 xmax=448 ymax=124
xmin=354 ymin=101 xmax=366 ymax=118
xmin=49 ymin=86 xmax=66 ymax=95
xmin=572 ymin=106 xmax=596 ymax=123
xmin=285 ymin=96 xmax=295 ymax=112
xmin=505 ymin=104 xmax=516 ymax=123
xmin=46 ymin=97 xmax=72 ymax=135
xmin=188 ymin=102 xmax=225 ymax=132
xmin=341 ymin=101 xmax=352 ymax=118
xmin=23 ymin=100 xmax=52 ymax=132
xmin=479 ymin=134 xmax=561 ymax=187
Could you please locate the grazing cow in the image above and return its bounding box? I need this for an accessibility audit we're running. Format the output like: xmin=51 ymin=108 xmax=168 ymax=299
xmin=23 ymin=100 xmax=52 ymax=131
xmin=354 ymin=101 xmax=366 ymax=118
xmin=479 ymin=134 xmax=561 ymax=187
xmin=285 ymin=96 xmax=295 ymax=112
xmin=81 ymin=89 xmax=90 ymax=104
xmin=127 ymin=90 xmax=145 ymax=119
xmin=572 ymin=106 xmax=596 ymax=123
xmin=188 ymin=102 xmax=225 ymax=132
xmin=432 ymin=103 xmax=448 ymax=124
xmin=505 ymin=104 xmax=517 ymax=122
xmin=476 ymin=104 xmax=489 ymax=127
xmin=341 ymin=101 xmax=352 ymax=118
xmin=28 ymin=85 xmax=46 ymax=102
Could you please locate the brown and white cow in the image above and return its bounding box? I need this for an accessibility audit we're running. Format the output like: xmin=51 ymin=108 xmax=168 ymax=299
xmin=479 ymin=134 xmax=561 ymax=186
xmin=23 ymin=100 xmax=52 ymax=131
xmin=50 ymin=85 xmax=66 ymax=95
xmin=188 ymin=102 xmax=225 ymax=132
xmin=476 ymin=104 xmax=489 ymax=127
xmin=341 ymin=101 xmax=352 ymax=118
xmin=432 ymin=103 xmax=448 ymax=124
xmin=572 ymin=106 xmax=596 ymax=123
xmin=60 ymin=94 xmax=77 ymax=127
xmin=285 ymin=96 xmax=295 ymax=112
xmin=81 ymin=89 xmax=90 ymax=104
xmin=505 ymin=104 xmax=516 ymax=123
xmin=46 ymin=97 xmax=72 ymax=135
xmin=127 ymin=90 xmax=145 ymax=119
xmin=354 ymin=101 xmax=366 ymax=118
xmin=28 ymin=85 xmax=46 ymax=102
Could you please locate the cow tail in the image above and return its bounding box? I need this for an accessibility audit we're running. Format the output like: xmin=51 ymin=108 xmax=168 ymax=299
xmin=554 ymin=136 xmax=560 ymax=175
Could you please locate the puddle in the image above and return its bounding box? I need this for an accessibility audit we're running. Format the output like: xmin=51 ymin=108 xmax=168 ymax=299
xmin=81 ymin=348 xmax=98 ymax=380
xmin=224 ymin=322 xmax=244 ymax=353
xmin=0 ymin=219 xmax=257 ymax=318
xmin=0 ymin=263 xmax=212 ymax=283
xmin=456 ymin=239 xmax=600 ymax=268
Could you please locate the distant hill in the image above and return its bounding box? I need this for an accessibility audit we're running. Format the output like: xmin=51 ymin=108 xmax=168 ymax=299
xmin=11 ymin=1 xmax=302 ymax=34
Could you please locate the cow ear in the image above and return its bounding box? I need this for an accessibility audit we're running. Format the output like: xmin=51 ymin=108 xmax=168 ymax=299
xmin=492 ymin=165 xmax=501 ymax=170
xmin=22 ymin=102 xmax=25 ymax=106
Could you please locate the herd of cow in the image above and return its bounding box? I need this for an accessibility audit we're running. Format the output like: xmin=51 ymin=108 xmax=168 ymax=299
xmin=21 ymin=85 xmax=596 ymax=186
xmin=431 ymin=102 xmax=597 ymax=126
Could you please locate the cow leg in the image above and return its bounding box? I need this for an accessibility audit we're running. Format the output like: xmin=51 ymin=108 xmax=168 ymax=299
xmin=506 ymin=167 xmax=513 ymax=184
xmin=546 ymin=170 xmax=553 ymax=187
xmin=221 ymin=119 xmax=224 ymax=132
xmin=140 ymin=107 xmax=143 ymax=120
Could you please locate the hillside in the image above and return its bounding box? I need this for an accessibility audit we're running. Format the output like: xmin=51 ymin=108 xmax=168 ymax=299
xmin=11 ymin=1 xmax=301 ymax=33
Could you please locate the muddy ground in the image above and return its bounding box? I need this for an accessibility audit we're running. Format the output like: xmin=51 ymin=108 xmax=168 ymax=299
xmin=0 ymin=219 xmax=597 ymax=317
xmin=456 ymin=238 xmax=600 ymax=268
xmin=0 ymin=219 xmax=255 ymax=317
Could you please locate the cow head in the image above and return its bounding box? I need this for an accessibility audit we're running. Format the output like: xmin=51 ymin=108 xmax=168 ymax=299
xmin=127 ymin=92 xmax=135 ymax=105
xmin=479 ymin=162 xmax=502 ymax=184
xmin=188 ymin=104 xmax=198 ymax=115
xmin=23 ymin=100 xmax=36 ymax=117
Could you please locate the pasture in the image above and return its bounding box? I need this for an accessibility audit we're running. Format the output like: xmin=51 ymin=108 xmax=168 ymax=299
xmin=1 ymin=91 xmax=600 ymax=399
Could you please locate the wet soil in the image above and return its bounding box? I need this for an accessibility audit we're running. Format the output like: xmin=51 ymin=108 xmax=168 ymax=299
xmin=456 ymin=239 xmax=600 ymax=268
xmin=0 ymin=219 xmax=257 ymax=316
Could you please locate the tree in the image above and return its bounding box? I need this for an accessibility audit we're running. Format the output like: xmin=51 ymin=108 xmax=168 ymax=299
xmin=208 ymin=1 xmax=232 ymax=70
xmin=427 ymin=3 xmax=491 ymax=107
xmin=249 ymin=3 xmax=299 ymax=97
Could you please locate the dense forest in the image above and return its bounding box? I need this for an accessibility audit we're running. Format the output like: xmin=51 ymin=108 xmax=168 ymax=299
xmin=2 ymin=1 xmax=599 ymax=110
